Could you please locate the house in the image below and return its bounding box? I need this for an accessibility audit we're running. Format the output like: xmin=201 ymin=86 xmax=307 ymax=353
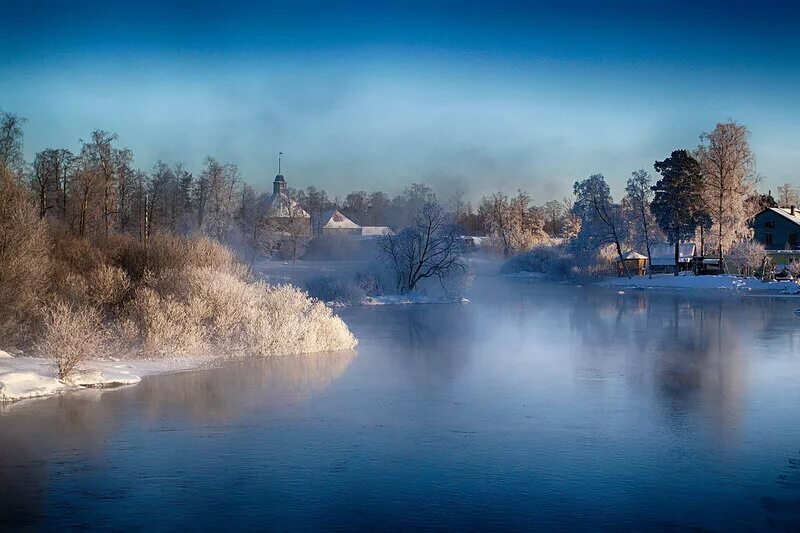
xmin=752 ymin=206 xmax=800 ymax=250
xmin=320 ymin=210 xmax=362 ymax=235
xmin=264 ymin=171 xmax=311 ymax=234
xmin=617 ymin=251 xmax=647 ymax=276
xmin=649 ymin=243 xmax=696 ymax=274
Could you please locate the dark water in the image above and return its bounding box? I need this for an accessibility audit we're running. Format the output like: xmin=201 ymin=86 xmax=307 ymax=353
xmin=3 ymin=278 xmax=800 ymax=530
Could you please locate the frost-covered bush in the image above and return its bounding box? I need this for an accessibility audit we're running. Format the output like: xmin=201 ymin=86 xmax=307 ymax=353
xmin=127 ymin=267 xmax=357 ymax=356
xmin=36 ymin=302 xmax=105 ymax=379
xmin=59 ymin=264 xmax=131 ymax=311
xmin=502 ymin=241 xmax=618 ymax=282
xmin=305 ymin=275 xmax=366 ymax=304
xmin=727 ymin=239 xmax=767 ymax=276
xmin=501 ymin=243 xmax=574 ymax=279
xmin=113 ymin=233 xmax=246 ymax=281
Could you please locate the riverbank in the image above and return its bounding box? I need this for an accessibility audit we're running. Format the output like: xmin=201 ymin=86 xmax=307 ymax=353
xmin=599 ymin=273 xmax=800 ymax=293
xmin=0 ymin=351 xmax=208 ymax=403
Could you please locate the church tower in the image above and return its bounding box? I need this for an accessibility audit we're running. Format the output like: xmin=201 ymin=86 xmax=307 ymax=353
xmin=273 ymin=151 xmax=286 ymax=195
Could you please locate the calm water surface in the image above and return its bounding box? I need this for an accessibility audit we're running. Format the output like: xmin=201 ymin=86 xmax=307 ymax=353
xmin=3 ymin=276 xmax=800 ymax=530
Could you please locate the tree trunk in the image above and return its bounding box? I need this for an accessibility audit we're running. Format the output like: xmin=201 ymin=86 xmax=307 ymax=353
xmin=674 ymin=240 xmax=680 ymax=276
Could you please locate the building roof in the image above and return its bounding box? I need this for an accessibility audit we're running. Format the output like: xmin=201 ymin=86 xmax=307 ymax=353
xmin=621 ymin=251 xmax=647 ymax=260
xmin=265 ymin=192 xmax=309 ymax=218
xmin=361 ymin=226 xmax=394 ymax=236
xmin=650 ymin=243 xmax=696 ymax=265
xmin=759 ymin=207 xmax=800 ymax=227
xmin=321 ymin=210 xmax=361 ymax=229
xmin=274 ymin=174 xmax=285 ymax=182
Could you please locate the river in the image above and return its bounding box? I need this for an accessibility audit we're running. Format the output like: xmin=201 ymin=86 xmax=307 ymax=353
xmin=3 ymin=275 xmax=800 ymax=530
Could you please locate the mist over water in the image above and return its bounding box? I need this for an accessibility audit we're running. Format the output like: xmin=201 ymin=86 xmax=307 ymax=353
xmin=3 ymin=277 xmax=800 ymax=529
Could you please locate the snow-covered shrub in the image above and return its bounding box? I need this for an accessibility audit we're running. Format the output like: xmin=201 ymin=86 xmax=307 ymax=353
xmin=727 ymin=239 xmax=767 ymax=276
xmin=127 ymin=267 xmax=357 ymax=356
xmin=501 ymin=243 xmax=573 ymax=279
xmin=787 ymin=259 xmax=800 ymax=278
xmin=36 ymin=302 xmax=105 ymax=379
xmin=305 ymin=275 xmax=366 ymax=304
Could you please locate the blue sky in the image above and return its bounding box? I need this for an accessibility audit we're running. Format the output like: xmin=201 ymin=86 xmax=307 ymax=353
xmin=2 ymin=0 xmax=799 ymax=201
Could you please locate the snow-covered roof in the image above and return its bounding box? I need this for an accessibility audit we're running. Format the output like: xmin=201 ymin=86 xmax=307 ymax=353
xmin=321 ymin=210 xmax=361 ymax=229
xmin=361 ymin=226 xmax=393 ymax=236
xmin=621 ymin=251 xmax=647 ymax=260
xmin=650 ymin=243 xmax=696 ymax=265
xmin=764 ymin=207 xmax=800 ymax=227
xmin=265 ymin=193 xmax=310 ymax=218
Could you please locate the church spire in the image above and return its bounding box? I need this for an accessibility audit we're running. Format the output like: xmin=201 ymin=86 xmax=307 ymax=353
xmin=273 ymin=151 xmax=286 ymax=195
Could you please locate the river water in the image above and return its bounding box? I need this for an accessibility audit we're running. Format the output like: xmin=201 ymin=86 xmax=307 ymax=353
xmin=3 ymin=276 xmax=800 ymax=530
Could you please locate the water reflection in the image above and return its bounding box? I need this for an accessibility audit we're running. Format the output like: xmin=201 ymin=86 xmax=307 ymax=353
xmin=0 ymin=350 xmax=355 ymax=527
xmin=3 ymin=279 xmax=800 ymax=530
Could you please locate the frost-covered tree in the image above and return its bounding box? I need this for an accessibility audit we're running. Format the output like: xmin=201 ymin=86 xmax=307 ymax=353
xmin=572 ymin=174 xmax=631 ymax=278
xmin=479 ymin=189 xmax=547 ymax=257
xmin=624 ymin=169 xmax=661 ymax=278
xmin=0 ymin=111 xmax=27 ymax=175
xmin=777 ymin=183 xmax=800 ymax=207
xmin=652 ymin=150 xmax=711 ymax=276
xmin=697 ymin=122 xmax=758 ymax=268
xmin=80 ymin=130 xmax=132 ymax=237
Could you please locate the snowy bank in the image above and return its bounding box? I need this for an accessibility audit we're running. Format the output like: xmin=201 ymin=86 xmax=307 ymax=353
xmin=361 ymin=294 xmax=470 ymax=306
xmin=0 ymin=354 xmax=203 ymax=403
xmin=599 ymin=274 xmax=800 ymax=294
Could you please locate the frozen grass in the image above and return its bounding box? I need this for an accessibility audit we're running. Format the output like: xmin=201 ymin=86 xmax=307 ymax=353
xmin=305 ymin=275 xmax=367 ymax=305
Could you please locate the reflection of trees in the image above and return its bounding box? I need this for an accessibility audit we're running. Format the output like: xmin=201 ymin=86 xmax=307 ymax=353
xmin=568 ymin=290 xmax=752 ymax=440
xmin=0 ymin=349 xmax=356 ymax=526
xmin=383 ymin=305 xmax=475 ymax=385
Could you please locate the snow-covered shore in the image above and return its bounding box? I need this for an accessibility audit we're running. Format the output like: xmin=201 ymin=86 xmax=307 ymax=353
xmin=599 ymin=274 xmax=800 ymax=294
xmin=0 ymin=350 xmax=205 ymax=403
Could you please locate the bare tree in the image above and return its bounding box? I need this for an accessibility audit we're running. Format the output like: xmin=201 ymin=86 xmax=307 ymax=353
xmin=0 ymin=111 xmax=27 ymax=175
xmin=378 ymin=201 xmax=468 ymax=293
xmin=697 ymin=121 xmax=758 ymax=268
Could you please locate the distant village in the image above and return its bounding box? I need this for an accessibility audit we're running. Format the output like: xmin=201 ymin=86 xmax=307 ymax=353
xmin=3 ymin=110 xmax=798 ymax=281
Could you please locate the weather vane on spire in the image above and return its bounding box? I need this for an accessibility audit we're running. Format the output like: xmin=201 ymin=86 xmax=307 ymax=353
xmin=278 ymin=151 xmax=283 ymax=175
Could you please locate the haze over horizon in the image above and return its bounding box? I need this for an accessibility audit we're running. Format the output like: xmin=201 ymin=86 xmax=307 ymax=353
xmin=3 ymin=0 xmax=799 ymax=202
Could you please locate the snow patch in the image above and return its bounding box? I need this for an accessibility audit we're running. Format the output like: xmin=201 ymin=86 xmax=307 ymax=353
xmin=0 ymin=355 xmax=205 ymax=403
xmin=600 ymin=274 xmax=800 ymax=294
xmin=361 ymin=294 xmax=469 ymax=306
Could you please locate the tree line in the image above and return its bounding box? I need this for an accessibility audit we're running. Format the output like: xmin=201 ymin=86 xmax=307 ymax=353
xmin=0 ymin=111 xmax=777 ymax=274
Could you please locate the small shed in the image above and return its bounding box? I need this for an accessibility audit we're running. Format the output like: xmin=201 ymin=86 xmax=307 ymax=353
xmin=650 ymin=243 xmax=696 ymax=274
xmin=617 ymin=251 xmax=648 ymax=277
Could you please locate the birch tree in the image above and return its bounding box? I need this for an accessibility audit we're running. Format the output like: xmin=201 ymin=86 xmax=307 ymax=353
xmin=697 ymin=122 xmax=758 ymax=268
xmin=624 ymin=169 xmax=659 ymax=278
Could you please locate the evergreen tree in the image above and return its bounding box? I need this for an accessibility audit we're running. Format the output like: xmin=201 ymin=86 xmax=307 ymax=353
xmin=651 ymin=150 xmax=711 ymax=276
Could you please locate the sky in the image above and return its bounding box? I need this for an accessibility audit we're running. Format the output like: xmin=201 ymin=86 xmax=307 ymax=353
xmin=2 ymin=0 xmax=800 ymax=202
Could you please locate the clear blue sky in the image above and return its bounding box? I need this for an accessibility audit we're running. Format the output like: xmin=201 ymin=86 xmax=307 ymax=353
xmin=2 ymin=0 xmax=799 ymax=201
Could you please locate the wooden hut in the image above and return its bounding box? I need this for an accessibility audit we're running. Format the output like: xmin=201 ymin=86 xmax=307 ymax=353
xmin=617 ymin=251 xmax=648 ymax=276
